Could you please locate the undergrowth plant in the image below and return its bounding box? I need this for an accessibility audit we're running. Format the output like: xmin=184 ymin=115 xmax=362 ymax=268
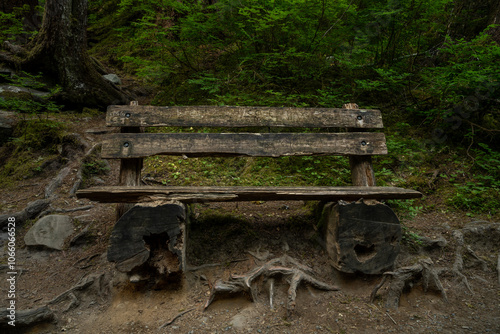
xmin=448 ymin=143 xmax=500 ymax=215
xmin=0 ymin=4 xmax=39 ymax=43
xmin=0 ymin=72 xmax=62 ymax=114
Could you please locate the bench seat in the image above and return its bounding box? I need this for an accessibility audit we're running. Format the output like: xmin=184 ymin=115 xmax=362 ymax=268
xmin=77 ymin=185 xmax=422 ymax=203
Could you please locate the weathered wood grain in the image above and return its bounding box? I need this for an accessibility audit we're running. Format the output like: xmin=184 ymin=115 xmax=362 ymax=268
xmin=344 ymin=103 xmax=377 ymax=186
xmin=108 ymin=202 xmax=186 ymax=273
xmin=106 ymin=105 xmax=383 ymax=129
xmin=116 ymin=125 xmax=143 ymax=219
xmin=322 ymin=200 xmax=401 ymax=274
xmin=77 ymin=186 xmax=422 ymax=203
xmin=101 ymin=132 xmax=387 ymax=158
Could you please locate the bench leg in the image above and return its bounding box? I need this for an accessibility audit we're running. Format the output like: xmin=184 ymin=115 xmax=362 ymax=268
xmin=321 ymin=199 xmax=401 ymax=275
xmin=107 ymin=201 xmax=188 ymax=285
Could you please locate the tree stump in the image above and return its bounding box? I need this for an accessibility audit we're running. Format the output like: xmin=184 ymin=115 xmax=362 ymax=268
xmin=321 ymin=200 xmax=401 ymax=274
xmin=107 ymin=201 xmax=187 ymax=283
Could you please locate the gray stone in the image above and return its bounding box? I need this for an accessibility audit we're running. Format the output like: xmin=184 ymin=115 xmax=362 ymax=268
xmin=420 ymin=236 xmax=447 ymax=249
xmin=24 ymin=215 xmax=74 ymax=250
xmin=0 ymin=67 xmax=13 ymax=80
xmin=0 ymin=110 xmax=18 ymax=144
xmin=103 ymin=74 xmax=122 ymax=85
xmin=0 ymin=84 xmax=50 ymax=97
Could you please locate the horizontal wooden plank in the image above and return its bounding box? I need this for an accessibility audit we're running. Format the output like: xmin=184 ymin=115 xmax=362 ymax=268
xmin=106 ymin=105 xmax=383 ymax=129
xmin=77 ymin=186 xmax=422 ymax=203
xmin=101 ymin=132 xmax=387 ymax=158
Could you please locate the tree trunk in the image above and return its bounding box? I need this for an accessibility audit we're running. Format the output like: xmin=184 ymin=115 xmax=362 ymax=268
xmin=18 ymin=0 xmax=130 ymax=108
xmin=487 ymin=0 xmax=500 ymax=43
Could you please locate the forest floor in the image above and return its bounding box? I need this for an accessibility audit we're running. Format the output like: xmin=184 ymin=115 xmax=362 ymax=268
xmin=0 ymin=113 xmax=499 ymax=334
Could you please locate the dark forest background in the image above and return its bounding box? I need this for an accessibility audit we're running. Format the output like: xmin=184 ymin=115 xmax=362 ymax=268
xmin=0 ymin=0 xmax=499 ymax=216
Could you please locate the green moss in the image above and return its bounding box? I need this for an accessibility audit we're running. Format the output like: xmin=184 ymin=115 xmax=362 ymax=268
xmin=0 ymin=150 xmax=59 ymax=187
xmin=0 ymin=119 xmax=66 ymax=187
xmin=12 ymin=119 xmax=66 ymax=152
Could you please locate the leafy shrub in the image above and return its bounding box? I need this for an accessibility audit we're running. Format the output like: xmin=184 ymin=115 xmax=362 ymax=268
xmin=449 ymin=143 xmax=500 ymax=214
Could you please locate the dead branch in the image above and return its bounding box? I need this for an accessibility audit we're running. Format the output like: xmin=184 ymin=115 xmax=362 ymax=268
xmin=158 ymin=308 xmax=195 ymax=329
xmin=186 ymin=259 xmax=247 ymax=271
xmin=49 ymin=205 xmax=94 ymax=214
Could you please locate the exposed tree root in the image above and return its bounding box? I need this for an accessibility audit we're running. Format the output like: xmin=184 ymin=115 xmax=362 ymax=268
xmin=0 ymin=305 xmax=55 ymax=328
xmin=370 ymin=225 xmax=500 ymax=308
xmin=47 ymin=272 xmax=109 ymax=311
xmin=204 ymin=255 xmax=339 ymax=312
xmin=370 ymin=258 xmax=447 ymax=309
xmin=69 ymin=143 xmax=102 ymax=197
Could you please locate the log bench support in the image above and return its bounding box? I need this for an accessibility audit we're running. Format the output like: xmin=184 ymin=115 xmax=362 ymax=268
xmin=77 ymin=102 xmax=422 ymax=277
xmin=321 ymin=200 xmax=401 ymax=274
xmin=107 ymin=201 xmax=188 ymax=284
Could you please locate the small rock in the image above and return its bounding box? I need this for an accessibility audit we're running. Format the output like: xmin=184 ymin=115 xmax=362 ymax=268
xmin=24 ymin=215 xmax=74 ymax=250
xmin=103 ymin=74 xmax=122 ymax=85
xmin=91 ymin=176 xmax=106 ymax=185
xmin=420 ymin=236 xmax=447 ymax=249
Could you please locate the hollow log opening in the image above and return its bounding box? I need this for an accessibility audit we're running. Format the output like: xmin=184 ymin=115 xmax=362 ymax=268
xmin=129 ymin=232 xmax=183 ymax=289
xmin=144 ymin=232 xmax=182 ymax=277
xmin=354 ymin=244 xmax=376 ymax=263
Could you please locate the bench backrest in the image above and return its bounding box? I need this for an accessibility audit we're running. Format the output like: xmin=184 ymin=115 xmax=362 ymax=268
xmin=103 ymin=105 xmax=387 ymax=159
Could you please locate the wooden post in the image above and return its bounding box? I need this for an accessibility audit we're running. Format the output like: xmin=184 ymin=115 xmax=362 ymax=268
xmin=343 ymin=103 xmax=376 ymax=187
xmin=116 ymin=101 xmax=143 ymax=220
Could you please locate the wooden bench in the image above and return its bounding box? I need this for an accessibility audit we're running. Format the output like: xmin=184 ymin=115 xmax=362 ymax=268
xmin=77 ymin=104 xmax=422 ymax=204
xmin=76 ymin=103 xmax=422 ymax=276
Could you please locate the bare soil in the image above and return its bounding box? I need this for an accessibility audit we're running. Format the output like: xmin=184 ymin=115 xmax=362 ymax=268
xmin=0 ymin=114 xmax=499 ymax=334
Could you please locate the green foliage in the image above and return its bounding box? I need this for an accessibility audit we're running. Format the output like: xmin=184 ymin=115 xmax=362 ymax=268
xmin=0 ymin=5 xmax=38 ymax=43
xmin=82 ymin=161 xmax=110 ymax=179
xmin=12 ymin=119 xmax=65 ymax=152
xmin=387 ymin=199 xmax=423 ymax=222
xmin=401 ymin=225 xmax=423 ymax=251
xmin=0 ymin=118 xmax=65 ymax=187
xmin=419 ymin=32 xmax=500 ymax=134
xmin=448 ymin=143 xmax=500 ymax=214
xmin=0 ymin=72 xmax=63 ymax=114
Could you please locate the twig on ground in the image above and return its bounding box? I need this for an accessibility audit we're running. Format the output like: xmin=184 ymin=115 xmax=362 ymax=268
xmin=386 ymin=312 xmax=397 ymax=325
xmin=186 ymin=259 xmax=247 ymax=271
xmin=54 ymin=205 xmax=94 ymax=213
xmin=158 ymin=308 xmax=195 ymax=329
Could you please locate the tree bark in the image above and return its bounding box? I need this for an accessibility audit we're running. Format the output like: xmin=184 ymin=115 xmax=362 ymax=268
xmin=2 ymin=0 xmax=130 ymax=108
